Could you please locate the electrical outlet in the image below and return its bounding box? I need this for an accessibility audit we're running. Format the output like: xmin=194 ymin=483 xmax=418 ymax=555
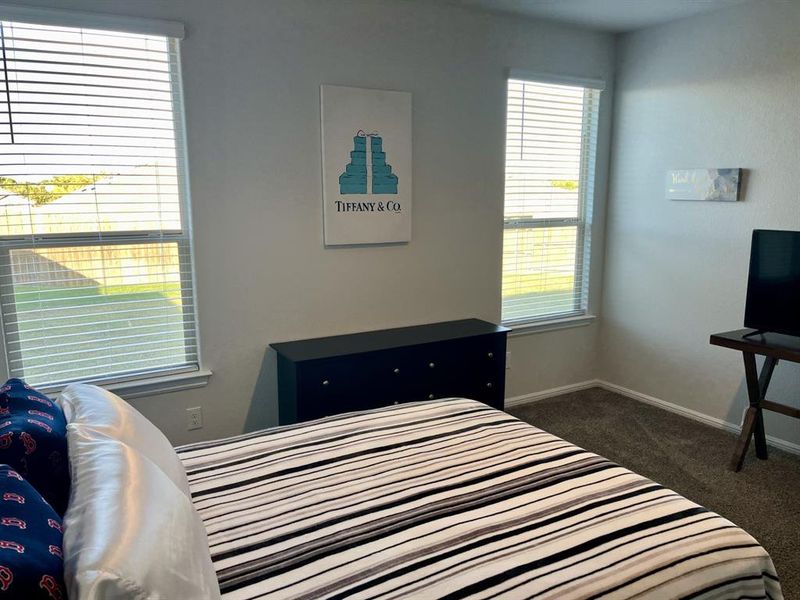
xmin=187 ymin=407 xmax=203 ymax=430
xmin=506 ymin=351 xmax=511 ymax=370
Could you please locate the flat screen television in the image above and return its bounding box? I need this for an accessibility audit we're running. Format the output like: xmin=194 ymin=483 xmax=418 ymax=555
xmin=744 ymin=229 xmax=800 ymax=337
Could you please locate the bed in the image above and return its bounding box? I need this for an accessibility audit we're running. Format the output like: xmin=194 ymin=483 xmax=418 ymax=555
xmin=177 ymin=398 xmax=782 ymax=600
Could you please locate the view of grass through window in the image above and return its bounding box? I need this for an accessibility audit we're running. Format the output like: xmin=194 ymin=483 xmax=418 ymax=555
xmin=0 ymin=20 xmax=197 ymax=386
xmin=7 ymin=244 xmax=188 ymax=384
xmin=502 ymin=225 xmax=579 ymax=321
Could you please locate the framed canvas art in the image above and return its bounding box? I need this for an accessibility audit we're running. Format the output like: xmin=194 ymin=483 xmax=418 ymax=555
xmin=320 ymin=85 xmax=412 ymax=245
xmin=666 ymin=168 xmax=742 ymax=202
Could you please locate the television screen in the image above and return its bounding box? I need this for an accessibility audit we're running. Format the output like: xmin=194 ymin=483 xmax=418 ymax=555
xmin=744 ymin=229 xmax=800 ymax=337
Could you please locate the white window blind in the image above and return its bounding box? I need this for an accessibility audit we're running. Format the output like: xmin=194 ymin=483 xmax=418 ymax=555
xmin=502 ymin=76 xmax=602 ymax=325
xmin=0 ymin=18 xmax=199 ymax=388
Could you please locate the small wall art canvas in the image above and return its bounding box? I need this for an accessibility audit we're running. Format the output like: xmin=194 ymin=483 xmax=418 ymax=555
xmin=320 ymin=85 xmax=412 ymax=245
xmin=666 ymin=168 xmax=742 ymax=202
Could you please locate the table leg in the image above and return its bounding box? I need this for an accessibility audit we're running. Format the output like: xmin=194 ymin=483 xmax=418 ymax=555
xmin=755 ymin=355 xmax=776 ymax=459
xmin=730 ymin=352 xmax=777 ymax=471
xmin=730 ymin=406 xmax=757 ymax=471
xmin=752 ymin=406 xmax=767 ymax=459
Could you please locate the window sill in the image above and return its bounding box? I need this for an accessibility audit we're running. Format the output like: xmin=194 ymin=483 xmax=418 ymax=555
xmin=45 ymin=369 xmax=212 ymax=401
xmin=507 ymin=314 xmax=596 ymax=337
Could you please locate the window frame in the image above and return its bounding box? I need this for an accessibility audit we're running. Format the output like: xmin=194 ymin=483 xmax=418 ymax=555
xmin=0 ymin=11 xmax=208 ymax=396
xmin=501 ymin=70 xmax=604 ymax=329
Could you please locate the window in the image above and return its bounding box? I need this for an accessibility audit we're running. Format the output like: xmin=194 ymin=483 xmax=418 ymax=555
xmin=0 ymin=13 xmax=199 ymax=388
xmin=501 ymin=73 xmax=602 ymax=325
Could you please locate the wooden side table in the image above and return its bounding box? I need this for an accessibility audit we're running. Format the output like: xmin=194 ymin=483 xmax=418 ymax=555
xmin=710 ymin=329 xmax=800 ymax=471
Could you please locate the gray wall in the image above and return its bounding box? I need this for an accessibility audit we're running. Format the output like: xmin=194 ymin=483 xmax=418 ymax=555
xmin=602 ymin=0 xmax=800 ymax=447
xmin=12 ymin=0 xmax=615 ymax=444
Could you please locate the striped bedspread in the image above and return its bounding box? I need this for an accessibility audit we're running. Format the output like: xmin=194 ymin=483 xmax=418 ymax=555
xmin=177 ymin=399 xmax=782 ymax=600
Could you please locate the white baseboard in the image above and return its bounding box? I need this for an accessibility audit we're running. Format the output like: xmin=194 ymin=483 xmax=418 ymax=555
xmin=505 ymin=379 xmax=600 ymax=408
xmin=595 ymin=380 xmax=741 ymax=434
xmin=506 ymin=379 xmax=800 ymax=456
xmin=594 ymin=380 xmax=800 ymax=457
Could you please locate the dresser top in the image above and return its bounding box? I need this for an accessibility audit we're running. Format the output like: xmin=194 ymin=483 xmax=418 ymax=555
xmin=270 ymin=318 xmax=509 ymax=362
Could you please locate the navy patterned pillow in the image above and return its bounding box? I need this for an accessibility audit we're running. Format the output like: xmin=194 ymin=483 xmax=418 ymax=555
xmin=0 ymin=380 xmax=69 ymax=515
xmin=0 ymin=464 xmax=65 ymax=599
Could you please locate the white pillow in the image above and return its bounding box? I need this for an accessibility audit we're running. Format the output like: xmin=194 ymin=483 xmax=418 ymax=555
xmin=63 ymin=426 xmax=220 ymax=600
xmin=59 ymin=383 xmax=191 ymax=497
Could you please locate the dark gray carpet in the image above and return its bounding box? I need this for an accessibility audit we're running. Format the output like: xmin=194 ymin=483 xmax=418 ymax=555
xmin=509 ymin=387 xmax=800 ymax=600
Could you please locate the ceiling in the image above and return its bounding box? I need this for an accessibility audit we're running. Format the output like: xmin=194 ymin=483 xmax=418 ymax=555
xmin=443 ymin=0 xmax=753 ymax=32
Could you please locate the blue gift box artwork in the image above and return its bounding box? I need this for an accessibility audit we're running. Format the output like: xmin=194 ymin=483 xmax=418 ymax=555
xmin=320 ymin=84 xmax=411 ymax=246
xmin=338 ymin=133 xmax=399 ymax=195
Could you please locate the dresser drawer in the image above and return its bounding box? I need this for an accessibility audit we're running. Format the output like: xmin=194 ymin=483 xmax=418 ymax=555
xmin=433 ymin=336 xmax=505 ymax=406
xmin=466 ymin=334 xmax=506 ymax=408
xmin=385 ymin=336 xmax=505 ymax=403
xmin=296 ymin=353 xmax=398 ymax=420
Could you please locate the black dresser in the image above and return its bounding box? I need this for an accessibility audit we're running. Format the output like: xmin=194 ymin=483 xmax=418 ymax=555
xmin=270 ymin=319 xmax=509 ymax=424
